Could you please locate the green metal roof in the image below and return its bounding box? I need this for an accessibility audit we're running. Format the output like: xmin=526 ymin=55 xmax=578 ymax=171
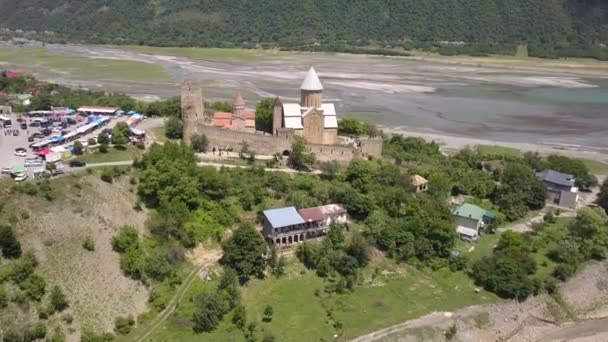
xmin=452 ymin=203 xmax=494 ymax=221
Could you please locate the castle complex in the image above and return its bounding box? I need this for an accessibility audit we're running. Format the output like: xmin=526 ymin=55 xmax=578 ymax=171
xmin=181 ymin=68 xmax=382 ymax=163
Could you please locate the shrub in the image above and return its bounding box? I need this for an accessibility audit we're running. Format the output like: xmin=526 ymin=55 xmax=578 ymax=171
xmin=445 ymin=324 xmax=457 ymax=340
xmin=50 ymin=285 xmax=69 ymax=312
xmin=99 ymin=143 xmax=109 ymax=154
xmin=83 ymin=237 xmax=95 ymax=251
xmin=114 ymin=315 xmax=135 ymax=335
xmin=24 ymin=322 xmax=47 ymax=341
xmin=88 ymin=138 xmax=97 ymax=146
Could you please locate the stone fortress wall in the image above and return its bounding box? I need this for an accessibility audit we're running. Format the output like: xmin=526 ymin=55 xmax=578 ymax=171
xmin=198 ymin=125 xmax=382 ymax=163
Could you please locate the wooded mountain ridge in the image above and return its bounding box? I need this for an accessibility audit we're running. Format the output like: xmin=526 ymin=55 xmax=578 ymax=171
xmin=0 ymin=0 xmax=606 ymax=59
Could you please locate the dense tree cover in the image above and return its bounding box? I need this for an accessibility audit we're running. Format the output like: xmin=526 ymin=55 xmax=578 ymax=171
xmin=472 ymin=232 xmax=540 ymax=299
xmin=493 ymin=162 xmax=547 ymax=220
xmin=255 ymin=98 xmax=274 ymax=133
xmin=297 ymin=224 xmax=369 ymax=292
xmin=337 ymin=118 xmax=369 ymax=137
xmin=289 ymin=136 xmax=316 ymax=170
xmin=0 ymin=223 xmax=22 ymax=259
xmin=164 ymin=116 xmax=183 ymax=140
xmin=599 ymin=179 xmax=608 ymax=213
xmin=221 ymin=223 xmax=267 ymax=283
xmin=0 ymin=0 xmax=606 ymax=59
xmin=192 ymin=268 xmax=241 ymax=333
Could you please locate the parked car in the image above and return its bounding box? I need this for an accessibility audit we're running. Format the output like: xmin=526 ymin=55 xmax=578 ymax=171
xmin=14 ymin=148 xmax=27 ymax=157
xmin=20 ymin=122 xmax=27 ymax=130
xmin=28 ymin=135 xmax=35 ymax=142
xmin=41 ymin=129 xmax=52 ymax=136
xmin=29 ymin=121 xmax=40 ymax=127
xmin=33 ymin=132 xmax=45 ymax=138
xmin=1 ymin=168 xmax=11 ymax=174
xmin=69 ymin=160 xmax=86 ymax=168
xmin=13 ymin=174 xmax=28 ymax=182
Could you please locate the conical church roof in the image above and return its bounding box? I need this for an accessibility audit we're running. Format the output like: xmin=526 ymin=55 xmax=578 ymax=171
xmin=233 ymin=92 xmax=245 ymax=106
xmin=300 ymin=67 xmax=323 ymax=91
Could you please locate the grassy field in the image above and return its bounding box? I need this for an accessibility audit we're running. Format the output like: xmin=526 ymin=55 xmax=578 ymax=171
xmin=117 ymin=45 xmax=282 ymax=63
xmin=0 ymin=47 xmax=170 ymax=82
xmin=77 ymin=145 xmax=143 ymax=164
xmin=581 ymin=159 xmax=608 ymax=176
xmin=149 ymin=259 xmax=498 ymax=341
xmin=476 ymin=145 xmax=522 ymax=158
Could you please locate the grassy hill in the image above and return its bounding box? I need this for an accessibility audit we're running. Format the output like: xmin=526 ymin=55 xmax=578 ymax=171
xmin=1 ymin=171 xmax=150 ymax=340
xmin=0 ymin=0 xmax=606 ymax=59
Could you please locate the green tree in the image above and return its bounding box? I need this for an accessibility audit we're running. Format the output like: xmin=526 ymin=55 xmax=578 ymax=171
xmin=97 ymin=132 xmax=110 ymax=145
xmin=0 ymin=224 xmax=22 ymax=258
xmin=112 ymin=122 xmax=130 ymax=148
xmin=114 ymin=315 xmax=135 ymax=335
xmin=192 ymin=292 xmax=228 ymax=333
xmin=112 ymin=226 xmax=139 ymax=253
xmin=597 ymin=179 xmax=608 ymax=213
xmin=255 ymin=98 xmax=274 ymax=133
xmin=218 ymin=267 xmax=240 ymax=309
xmin=165 ymin=116 xmax=183 ymax=140
xmin=263 ymin=304 xmax=273 ymax=322
xmin=338 ymin=118 xmax=368 ymax=136
xmin=191 ymin=133 xmax=209 ymax=152
xmin=232 ymin=304 xmax=247 ymax=330
xmin=289 ymin=136 xmax=315 ymax=170
xmin=221 ymin=223 xmax=267 ymax=282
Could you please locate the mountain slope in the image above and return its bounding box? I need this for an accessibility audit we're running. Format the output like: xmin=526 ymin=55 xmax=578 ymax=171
xmin=0 ymin=0 xmax=606 ymax=57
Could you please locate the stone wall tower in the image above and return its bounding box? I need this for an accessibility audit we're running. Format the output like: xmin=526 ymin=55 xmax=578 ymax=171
xmin=300 ymin=67 xmax=323 ymax=109
xmin=181 ymin=80 xmax=205 ymax=145
xmin=272 ymin=97 xmax=283 ymax=135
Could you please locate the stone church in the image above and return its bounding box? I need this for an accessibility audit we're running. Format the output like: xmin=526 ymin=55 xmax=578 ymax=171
xmin=272 ymin=67 xmax=338 ymax=145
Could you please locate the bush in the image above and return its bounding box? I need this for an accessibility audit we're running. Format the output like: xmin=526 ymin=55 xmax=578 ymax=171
xmin=50 ymin=285 xmax=69 ymax=312
xmin=114 ymin=315 xmax=135 ymax=335
xmin=83 ymin=237 xmax=95 ymax=251
xmin=99 ymin=143 xmax=109 ymax=154
xmin=88 ymin=138 xmax=97 ymax=146
xmin=24 ymin=322 xmax=47 ymax=341
xmin=191 ymin=133 xmax=209 ymax=152
xmin=445 ymin=324 xmax=457 ymax=340
xmin=263 ymin=304 xmax=273 ymax=322
xmin=100 ymin=171 xmax=113 ymax=183
xmin=13 ymin=182 xmax=38 ymax=196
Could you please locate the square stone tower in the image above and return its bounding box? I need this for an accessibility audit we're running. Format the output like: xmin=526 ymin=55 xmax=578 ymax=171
xmin=181 ymin=81 xmax=205 ymax=145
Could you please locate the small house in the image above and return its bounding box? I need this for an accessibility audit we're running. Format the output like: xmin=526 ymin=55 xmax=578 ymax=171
xmin=536 ymin=170 xmax=578 ymax=209
xmin=411 ymin=174 xmax=429 ymax=193
xmin=452 ymin=204 xmax=495 ymax=242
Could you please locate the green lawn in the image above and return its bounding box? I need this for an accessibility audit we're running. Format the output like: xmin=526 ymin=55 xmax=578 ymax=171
xmin=0 ymin=47 xmax=170 ymax=82
xmin=581 ymin=159 xmax=608 ymax=176
xmin=77 ymin=145 xmax=142 ymax=164
xmin=149 ymin=259 xmax=498 ymax=341
xmin=529 ymin=218 xmax=573 ymax=280
xmin=116 ymin=45 xmax=282 ymax=63
xmin=476 ymin=145 xmax=521 ymax=158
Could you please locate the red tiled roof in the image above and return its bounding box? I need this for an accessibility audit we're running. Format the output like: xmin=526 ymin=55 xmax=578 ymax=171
xmin=213 ymin=118 xmax=232 ymax=129
xmin=213 ymin=112 xmax=233 ymax=119
xmin=298 ymin=207 xmax=325 ymax=222
xmin=4 ymin=71 xmax=23 ymax=79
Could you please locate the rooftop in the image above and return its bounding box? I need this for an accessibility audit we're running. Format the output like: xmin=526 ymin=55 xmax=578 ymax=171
xmin=298 ymin=207 xmax=325 ymax=222
xmin=263 ymin=207 xmax=305 ymax=228
xmin=300 ymin=67 xmax=324 ymax=91
xmin=411 ymin=174 xmax=428 ymax=186
xmin=536 ymin=169 xmax=575 ymax=187
xmin=452 ymin=203 xmax=495 ymax=221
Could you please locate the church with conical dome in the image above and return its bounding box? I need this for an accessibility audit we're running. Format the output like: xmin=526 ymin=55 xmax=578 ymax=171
xmin=272 ymin=67 xmax=338 ymax=145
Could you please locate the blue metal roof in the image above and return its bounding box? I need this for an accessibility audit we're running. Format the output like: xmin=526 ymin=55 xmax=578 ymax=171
xmin=263 ymin=207 xmax=305 ymax=228
xmin=536 ymin=170 xmax=575 ymax=187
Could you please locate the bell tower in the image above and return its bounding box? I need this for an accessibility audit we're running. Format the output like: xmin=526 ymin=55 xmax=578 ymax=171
xmin=300 ymin=67 xmax=323 ymax=109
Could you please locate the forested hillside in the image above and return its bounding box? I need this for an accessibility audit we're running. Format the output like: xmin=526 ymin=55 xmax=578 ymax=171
xmin=0 ymin=0 xmax=607 ymax=59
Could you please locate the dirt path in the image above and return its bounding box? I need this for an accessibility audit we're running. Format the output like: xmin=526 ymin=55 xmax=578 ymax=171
xmin=130 ymin=249 xmax=221 ymax=342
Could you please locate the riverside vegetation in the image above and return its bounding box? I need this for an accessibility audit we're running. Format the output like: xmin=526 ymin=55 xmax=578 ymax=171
xmin=0 ymin=0 xmax=606 ymax=60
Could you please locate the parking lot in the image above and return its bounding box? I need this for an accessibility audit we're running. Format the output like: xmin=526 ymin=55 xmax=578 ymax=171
xmin=0 ymin=113 xmax=130 ymax=179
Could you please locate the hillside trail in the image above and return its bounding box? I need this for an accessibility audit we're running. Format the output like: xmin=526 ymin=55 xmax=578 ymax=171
xmin=131 ymin=247 xmax=222 ymax=342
